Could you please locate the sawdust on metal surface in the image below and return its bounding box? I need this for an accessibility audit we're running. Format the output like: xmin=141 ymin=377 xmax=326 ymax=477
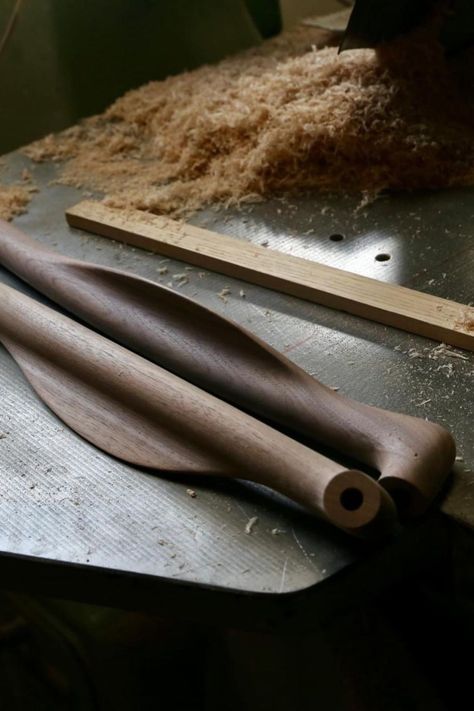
xmin=22 ymin=15 xmax=474 ymax=218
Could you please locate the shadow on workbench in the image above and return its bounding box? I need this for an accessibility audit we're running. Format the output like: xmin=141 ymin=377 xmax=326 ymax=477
xmin=0 ymin=519 xmax=471 ymax=711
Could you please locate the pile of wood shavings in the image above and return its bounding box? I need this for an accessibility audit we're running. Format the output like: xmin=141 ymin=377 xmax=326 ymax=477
xmin=0 ymin=184 xmax=32 ymax=221
xmin=24 ymin=22 xmax=474 ymax=217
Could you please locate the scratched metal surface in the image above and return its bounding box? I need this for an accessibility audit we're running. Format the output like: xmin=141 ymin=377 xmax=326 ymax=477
xmin=0 ymin=150 xmax=472 ymax=599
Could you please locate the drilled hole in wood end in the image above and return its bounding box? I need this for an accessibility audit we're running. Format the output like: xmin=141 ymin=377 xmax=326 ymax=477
xmin=324 ymin=471 xmax=397 ymax=537
xmin=329 ymin=234 xmax=344 ymax=242
xmin=375 ymin=253 xmax=391 ymax=262
xmin=339 ymin=487 xmax=364 ymax=511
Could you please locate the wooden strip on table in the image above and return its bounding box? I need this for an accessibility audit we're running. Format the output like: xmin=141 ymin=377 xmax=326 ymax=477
xmin=66 ymin=201 xmax=474 ymax=352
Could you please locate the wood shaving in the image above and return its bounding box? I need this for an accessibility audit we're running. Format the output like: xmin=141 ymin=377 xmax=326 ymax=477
xmin=172 ymin=273 xmax=189 ymax=284
xmin=245 ymin=516 xmax=259 ymax=534
xmin=218 ymin=287 xmax=231 ymax=302
xmin=408 ymin=349 xmax=424 ymax=359
xmin=436 ymin=363 xmax=454 ymax=377
xmin=22 ymin=16 xmax=474 ymax=218
xmin=186 ymin=488 xmax=197 ymax=498
xmin=20 ymin=168 xmax=32 ymax=182
xmin=431 ymin=343 xmax=469 ymax=361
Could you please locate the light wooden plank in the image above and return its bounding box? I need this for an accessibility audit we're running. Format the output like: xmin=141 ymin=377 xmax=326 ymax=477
xmin=66 ymin=201 xmax=474 ymax=352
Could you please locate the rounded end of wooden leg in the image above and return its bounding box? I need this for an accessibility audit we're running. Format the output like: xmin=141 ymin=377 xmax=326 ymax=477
xmin=380 ymin=474 xmax=451 ymax=519
xmin=323 ymin=470 xmax=397 ymax=538
xmin=378 ymin=424 xmax=456 ymax=518
xmin=379 ymin=478 xmax=418 ymax=518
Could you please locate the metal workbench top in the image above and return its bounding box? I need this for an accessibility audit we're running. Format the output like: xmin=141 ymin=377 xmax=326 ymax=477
xmin=0 ymin=150 xmax=472 ymax=620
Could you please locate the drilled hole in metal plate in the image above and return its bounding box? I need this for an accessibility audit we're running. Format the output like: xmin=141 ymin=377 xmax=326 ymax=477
xmin=329 ymin=234 xmax=344 ymax=242
xmin=340 ymin=488 xmax=364 ymax=512
xmin=375 ymin=253 xmax=391 ymax=262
